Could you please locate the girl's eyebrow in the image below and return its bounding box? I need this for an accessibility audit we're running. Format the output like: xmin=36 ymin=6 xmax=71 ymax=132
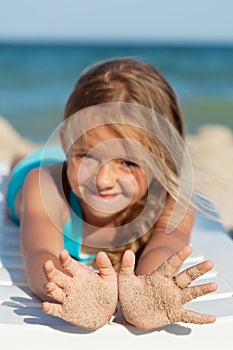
xmin=72 ymin=148 xmax=87 ymax=153
xmin=72 ymin=144 xmax=93 ymax=152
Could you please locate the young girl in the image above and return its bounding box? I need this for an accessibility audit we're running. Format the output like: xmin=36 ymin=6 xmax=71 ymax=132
xmin=5 ymin=58 xmax=217 ymax=330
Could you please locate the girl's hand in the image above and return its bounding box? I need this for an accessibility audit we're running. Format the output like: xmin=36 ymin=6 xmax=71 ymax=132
xmin=118 ymin=246 xmax=217 ymax=330
xmin=42 ymin=250 xmax=118 ymax=330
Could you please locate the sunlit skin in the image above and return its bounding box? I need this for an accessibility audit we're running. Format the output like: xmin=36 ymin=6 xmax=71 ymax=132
xmin=15 ymin=124 xmax=217 ymax=330
xmin=43 ymin=247 xmax=216 ymax=330
xmin=42 ymin=125 xmax=217 ymax=329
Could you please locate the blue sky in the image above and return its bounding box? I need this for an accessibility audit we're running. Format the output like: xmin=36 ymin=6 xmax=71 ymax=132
xmin=0 ymin=0 xmax=233 ymax=42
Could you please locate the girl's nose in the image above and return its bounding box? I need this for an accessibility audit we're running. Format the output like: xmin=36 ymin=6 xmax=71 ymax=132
xmin=96 ymin=161 xmax=118 ymax=190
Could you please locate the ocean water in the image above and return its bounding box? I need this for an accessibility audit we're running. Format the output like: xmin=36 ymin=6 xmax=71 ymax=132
xmin=0 ymin=42 xmax=233 ymax=142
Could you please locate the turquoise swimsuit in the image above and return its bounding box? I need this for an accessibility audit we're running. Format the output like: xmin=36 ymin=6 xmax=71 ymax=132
xmin=6 ymin=146 xmax=96 ymax=263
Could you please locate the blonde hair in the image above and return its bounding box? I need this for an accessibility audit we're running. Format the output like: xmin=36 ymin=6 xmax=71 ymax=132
xmin=63 ymin=58 xmax=191 ymax=271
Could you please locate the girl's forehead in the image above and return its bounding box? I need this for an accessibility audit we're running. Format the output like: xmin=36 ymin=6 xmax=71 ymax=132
xmin=74 ymin=125 xmax=124 ymax=147
xmin=86 ymin=125 xmax=121 ymax=141
xmin=75 ymin=124 xmax=146 ymax=147
xmin=71 ymin=125 xmax=153 ymax=166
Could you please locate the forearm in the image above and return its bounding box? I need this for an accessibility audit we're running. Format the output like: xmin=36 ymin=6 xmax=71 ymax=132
xmin=135 ymin=229 xmax=190 ymax=275
xmin=23 ymin=250 xmax=60 ymax=301
xmin=135 ymin=199 xmax=195 ymax=275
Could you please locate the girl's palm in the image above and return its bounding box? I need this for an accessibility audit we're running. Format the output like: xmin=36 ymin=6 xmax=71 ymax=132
xmin=42 ymin=250 xmax=118 ymax=330
xmin=118 ymin=246 xmax=217 ymax=330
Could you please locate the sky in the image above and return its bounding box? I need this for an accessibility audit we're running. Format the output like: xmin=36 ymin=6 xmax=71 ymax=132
xmin=0 ymin=0 xmax=233 ymax=43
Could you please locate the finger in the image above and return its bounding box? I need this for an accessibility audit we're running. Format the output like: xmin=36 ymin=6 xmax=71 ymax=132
xmin=181 ymin=282 xmax=217 ymax=303
xmin=156 ymin=245 xmax=192 ymax=278
xmin=180 ymin=309 xmax=216 ymax=324
xmin=43 ymin=259 xmax=67 ymax=288
xmin=43 ymin=281 xmax=65 ymax=303
xmin=118 ymin=250 xmax=135 ymax=277
xmin=174 ymin=260 xmax=214 ymax=288
xmin=42 ymin=301 xmax=64 ymax=319
xmin=59 ymin=249 xmax=76 ymax=277
xmin=96 ymin=251 xmax=116 ymax=281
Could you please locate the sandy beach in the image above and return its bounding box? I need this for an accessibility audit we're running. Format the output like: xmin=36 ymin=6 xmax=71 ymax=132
xmin=187 ymin=125 xmax=233 ymax=233
xmin=0 ymin=115 xmax=233 ymax=233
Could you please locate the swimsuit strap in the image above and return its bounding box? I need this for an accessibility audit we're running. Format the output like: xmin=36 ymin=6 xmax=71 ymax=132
xmin=67 ymin=189 xmax=96 ymax=262
xmin=59 ymin=163 xmax=96 ymax=262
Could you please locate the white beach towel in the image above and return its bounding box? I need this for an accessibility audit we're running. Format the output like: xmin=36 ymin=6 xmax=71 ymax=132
xmin=0 ymin=163 xmax=233 ymax=349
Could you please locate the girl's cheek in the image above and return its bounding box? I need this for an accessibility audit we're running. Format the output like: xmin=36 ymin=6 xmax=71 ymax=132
xmin=117 ymin=174 xmax=137 ymax=198
xmin=67 ymin=164 xmax=79 ymax=187
xmin=78 ymin=162 xmax=99 ymax=185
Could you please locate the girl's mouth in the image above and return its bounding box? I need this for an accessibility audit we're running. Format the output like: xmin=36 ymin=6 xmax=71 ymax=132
xmin=98 ymin=193 xmax=119 ymax=201
xmin=79 ymin=186 xmax=132 ymax=213
xmin=85 ymin=188 xmax=121 ymax=201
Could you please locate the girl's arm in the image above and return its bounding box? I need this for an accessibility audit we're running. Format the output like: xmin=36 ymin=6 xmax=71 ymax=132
xmin=119 ymin=196 xmax=216 ymax=330
xmin=20 ymin=168 xmax=66 ymax=300
xmin=20 ymin=168 xmax=118 ymax=331
xmin=135 ymin=195 xmax=195 ymax=275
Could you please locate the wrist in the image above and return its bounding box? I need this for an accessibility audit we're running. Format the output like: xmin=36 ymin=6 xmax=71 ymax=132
xmin=135 ymin=246 xmax=175 ymax=275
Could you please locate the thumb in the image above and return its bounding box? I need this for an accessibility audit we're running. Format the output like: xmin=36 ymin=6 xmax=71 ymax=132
xmin=96 ymin=251 xmax=116 ymax=281
xmin=119 ymin=250 xmax=135 ymax=277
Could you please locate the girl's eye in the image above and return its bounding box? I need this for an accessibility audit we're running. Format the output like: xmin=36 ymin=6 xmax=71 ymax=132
xmin=83 ymin=154 xmax=93 ymax=159
xmin=71 ymin=153 xmax=96 ymax=165
xmin=122 ymin=160 xmax=138 ymax=168
xmin=75 ymin=153 xmax=93 ymax=159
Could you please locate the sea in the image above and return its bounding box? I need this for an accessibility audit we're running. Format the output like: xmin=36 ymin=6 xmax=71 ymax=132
xmin=0 ymin=41 xmax=233 ymax=142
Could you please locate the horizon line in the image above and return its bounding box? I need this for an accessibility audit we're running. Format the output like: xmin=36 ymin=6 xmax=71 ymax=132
xmin=1 ymin=37 xmax=233 ymax=47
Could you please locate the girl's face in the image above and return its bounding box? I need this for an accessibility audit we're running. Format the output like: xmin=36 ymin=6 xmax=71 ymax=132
xmin=63 ymin=125 xmax=149 ymax=226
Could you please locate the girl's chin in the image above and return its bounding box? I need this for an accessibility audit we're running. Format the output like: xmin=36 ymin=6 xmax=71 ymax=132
xmin=83 ymin=203 xmax=120 ymax=218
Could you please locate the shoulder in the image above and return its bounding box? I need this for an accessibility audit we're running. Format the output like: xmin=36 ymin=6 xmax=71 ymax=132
xmin=22 ymin=167 xmax=69 ymax=227
xmin=24 ymin=166 xmax=57 ymax=193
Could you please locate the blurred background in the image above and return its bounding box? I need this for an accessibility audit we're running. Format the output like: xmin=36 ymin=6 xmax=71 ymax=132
xmin=0 ymin=0 xmax=233 ymax=142
xmin=0 ymin=0 xmax=233 ymax=231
